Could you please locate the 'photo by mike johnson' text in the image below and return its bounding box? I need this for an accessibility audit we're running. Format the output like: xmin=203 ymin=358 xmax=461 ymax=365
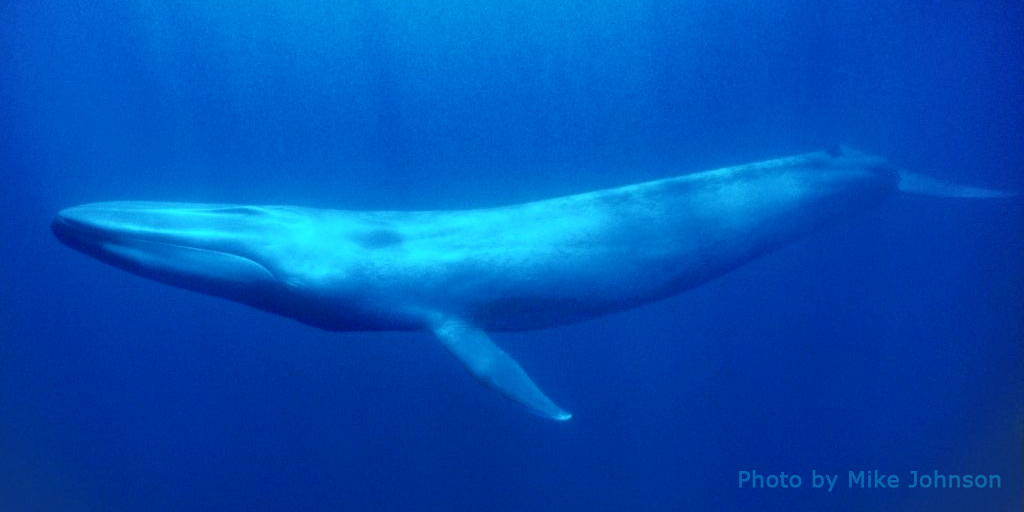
xmin=738 ymin=470 xmax=1001 ymax=492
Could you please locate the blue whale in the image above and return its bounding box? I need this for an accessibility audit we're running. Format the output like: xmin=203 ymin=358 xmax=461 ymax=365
xmin=51 ymin=148 xmax=1013 ymax=420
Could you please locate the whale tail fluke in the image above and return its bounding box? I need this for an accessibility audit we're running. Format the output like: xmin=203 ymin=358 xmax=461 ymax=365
xmin=898 ymin=171 xmax=1017 ymax=199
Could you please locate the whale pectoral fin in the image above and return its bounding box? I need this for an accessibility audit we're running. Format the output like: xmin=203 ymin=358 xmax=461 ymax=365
xmin=432 ymin=319 xmax=572 ymax=421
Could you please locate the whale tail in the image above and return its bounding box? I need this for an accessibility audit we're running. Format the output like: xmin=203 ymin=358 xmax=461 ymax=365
xmin=899 ymin=171 xmax=1017 ymax=199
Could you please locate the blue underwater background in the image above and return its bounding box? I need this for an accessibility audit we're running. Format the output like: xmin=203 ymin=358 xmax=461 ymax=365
xmin=2 ymin=1 xmax=1022 ymax=511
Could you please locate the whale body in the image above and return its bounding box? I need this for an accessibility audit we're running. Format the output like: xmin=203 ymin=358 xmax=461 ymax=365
xmin=51 ymin=148 xmax=1012 ymax=420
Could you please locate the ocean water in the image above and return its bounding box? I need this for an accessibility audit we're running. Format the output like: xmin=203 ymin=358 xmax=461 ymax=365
xmin=1 ymin=1 xmax=1021 ymax=511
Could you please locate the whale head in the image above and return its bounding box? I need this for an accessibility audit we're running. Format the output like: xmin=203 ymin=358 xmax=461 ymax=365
xmin=51 ymin=202 xmax=344 ymax=314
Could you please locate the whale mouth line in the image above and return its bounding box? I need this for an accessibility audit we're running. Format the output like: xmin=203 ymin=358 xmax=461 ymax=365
xmin=51 ymin=214 xmax=199 ymax=254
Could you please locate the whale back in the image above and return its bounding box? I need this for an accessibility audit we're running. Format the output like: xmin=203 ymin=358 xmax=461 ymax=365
xmin=322 ymin=148 xmax=903 ymax=331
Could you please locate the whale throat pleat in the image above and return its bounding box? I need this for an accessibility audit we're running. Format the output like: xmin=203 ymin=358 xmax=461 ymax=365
xmin=433 ymin=318 xmax=572 ymax=421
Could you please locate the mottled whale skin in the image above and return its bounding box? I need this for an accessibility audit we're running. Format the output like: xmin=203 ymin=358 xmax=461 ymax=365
xmin=51 ymin=148 xmax=1011 ymax=420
